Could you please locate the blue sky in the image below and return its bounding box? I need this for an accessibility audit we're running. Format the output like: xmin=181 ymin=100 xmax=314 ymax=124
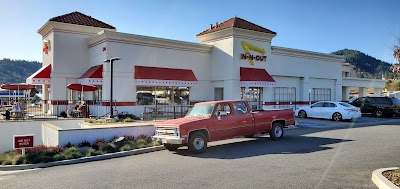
xmin=1 ymin=0 xmax=399 ymax=63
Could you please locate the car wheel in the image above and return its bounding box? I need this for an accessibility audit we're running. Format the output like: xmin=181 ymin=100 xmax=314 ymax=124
xmin=373 ymin=109 xmax=384 ymax=118
xmin=298 ymin=110 xmax=307 ymax=118
xmin=332 ymin=112 xmax=342 ymax=121
xmin=188 ymin=132 xmax=207 ymax=153
xmin=163 ymin=144 xmax=180 ymax=151
xmin=269 ymin=122 xmax=284 ymax=140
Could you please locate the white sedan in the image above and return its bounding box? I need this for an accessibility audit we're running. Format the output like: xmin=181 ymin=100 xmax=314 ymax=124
xmin=295 ymin=101 xmax=361 ymax=121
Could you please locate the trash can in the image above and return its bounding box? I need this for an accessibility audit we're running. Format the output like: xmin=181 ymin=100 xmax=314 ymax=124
xmin=81 ymin=105 xmax=90 ymax=118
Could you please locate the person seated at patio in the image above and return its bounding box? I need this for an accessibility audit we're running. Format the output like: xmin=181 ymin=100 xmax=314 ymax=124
xmin=72 ymin=102 xmax=83 ymax=117
xmin=12 ymin=102 xmax=24 ymax=111
xmin=1 ymin=109 xmax=10 ymax=120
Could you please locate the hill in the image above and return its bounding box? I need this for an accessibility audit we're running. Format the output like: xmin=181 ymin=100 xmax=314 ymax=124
xmin=331 ymin=49 xmax=395 ymax=79
xmin=0 ymin=58 xmax=41 ymax=84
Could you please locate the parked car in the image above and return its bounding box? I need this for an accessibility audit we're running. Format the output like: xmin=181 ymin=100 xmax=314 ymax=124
xmin=349 ymin=96 xmax=400 ymax=117
xmin=153 ymin=100 xmax=295 ymax=153
xmin=295 ymin=101 xmax=361 ymax=121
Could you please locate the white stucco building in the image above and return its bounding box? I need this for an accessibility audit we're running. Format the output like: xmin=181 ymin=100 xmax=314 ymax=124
xmin=27 ymin=12 xmax=385 ymax=116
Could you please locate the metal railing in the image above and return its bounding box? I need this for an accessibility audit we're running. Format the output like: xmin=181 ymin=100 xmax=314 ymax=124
xmin=143 ymin=104 xmax=192 ymax=121
xmin=1 ymin=100 xmax=117 ymax=120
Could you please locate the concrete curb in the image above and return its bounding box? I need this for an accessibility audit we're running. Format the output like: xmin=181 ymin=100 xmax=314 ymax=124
xmin=0 ymin=145 xmax=165 ymax=171
xmin=372 ymin=167 xmax=399 ymax=189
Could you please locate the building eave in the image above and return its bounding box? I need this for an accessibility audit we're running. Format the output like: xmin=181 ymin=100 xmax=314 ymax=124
xmin=87 ymin=30 xmax=213 ymax=54
xmin=272 ymin=46 xmax=346 ymax=63
xmin=196 ymin=27 xmax=276 ymax=43
xmin=38 ymin=21 xmax=117 ymax=38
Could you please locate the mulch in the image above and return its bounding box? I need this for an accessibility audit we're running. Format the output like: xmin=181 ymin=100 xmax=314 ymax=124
xmin=383 ymin=169 xmax=400 ymax=187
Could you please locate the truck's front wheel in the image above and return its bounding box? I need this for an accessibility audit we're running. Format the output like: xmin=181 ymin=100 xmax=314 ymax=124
xmin=269 ymin=122 xmax=284 ymax=140
xmin=164 ymin=144 xmax=180 ymax=151
xmin=188 ymin=132 xmax=207 ymax=153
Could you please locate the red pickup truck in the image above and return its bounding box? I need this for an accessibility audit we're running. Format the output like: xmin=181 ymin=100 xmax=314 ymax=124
xmin=153 ymin=100 xmax=295 ymax=153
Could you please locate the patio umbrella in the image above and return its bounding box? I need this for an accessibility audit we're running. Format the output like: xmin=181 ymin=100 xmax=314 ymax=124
xmin=0 ymin=83 xmax=36 ymax=91
xmin=0 ymin=83 xmax=35 ymax=103
xmin=67 ymin=83 xmax=98 ymax=101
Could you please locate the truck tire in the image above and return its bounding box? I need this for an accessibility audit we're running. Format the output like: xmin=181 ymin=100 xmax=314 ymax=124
xmin=164 ymin=144 xmax=180 ymax=151
xmin=188 ymin=132 xmax=207 ymax=153
xmin=269 ymin=122 xmax=284 ymax=140
xmin=373 ymin=109 xmax=384 ymax=118
xmin=298 ymin=110 xmax=307 ymax=118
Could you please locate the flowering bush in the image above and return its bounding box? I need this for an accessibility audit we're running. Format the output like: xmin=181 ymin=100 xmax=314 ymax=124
xmin=0 ymin=135 xmax=161 ymax=165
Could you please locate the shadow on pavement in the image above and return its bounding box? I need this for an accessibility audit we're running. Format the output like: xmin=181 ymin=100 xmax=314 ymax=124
xmin=174 ymin=135 xmax=352 ymax=159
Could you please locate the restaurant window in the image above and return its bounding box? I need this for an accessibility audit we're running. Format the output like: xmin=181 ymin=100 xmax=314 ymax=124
xmin=136 ymin=86 xmax=189 ymax=105
xmin=313 ymin=88 xmax=331 ymax=101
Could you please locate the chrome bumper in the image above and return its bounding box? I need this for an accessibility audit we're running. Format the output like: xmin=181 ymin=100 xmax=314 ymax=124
xmin=152 ymin=135 xmax=185 ymax=145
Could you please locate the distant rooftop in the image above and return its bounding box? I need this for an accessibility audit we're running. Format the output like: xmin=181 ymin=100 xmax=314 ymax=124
xmin=49 ymin=11 xmax=116 ymax=29
xmin=197 ymin=17 xmax=276 ymax=36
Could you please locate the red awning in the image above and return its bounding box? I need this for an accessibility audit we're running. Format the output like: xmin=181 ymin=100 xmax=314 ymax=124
xmin=134 ymin=66 xmax=198 ymax=86
xmin=67 ymin=84 xmax=98 ymax=91
xmin=0 ymin=83 xmax=36 ymax=90
xmin=79 ymin=65 xmax=103 ymax=85
xmin=26 ymin=64 xmax=51 ymax=84
xmin=240 ymin=67 xmax=275 ymax=87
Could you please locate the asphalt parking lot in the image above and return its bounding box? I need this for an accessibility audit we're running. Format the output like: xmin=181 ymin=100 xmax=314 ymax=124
xmin=296 ymin=115 xmax=400 ymax=128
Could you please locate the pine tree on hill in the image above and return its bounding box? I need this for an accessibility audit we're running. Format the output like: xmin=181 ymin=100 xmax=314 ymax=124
xmin=0 ymin=58 xmax=41 ymax=84
xmin=331 ymin=49 xmax=395 ymax=79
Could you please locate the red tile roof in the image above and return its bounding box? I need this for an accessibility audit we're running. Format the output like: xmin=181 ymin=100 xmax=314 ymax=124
xmin=197 ymin=17 xmax=276 ymax=36
xmin=49 ymin=11 xmax=116 ymax=29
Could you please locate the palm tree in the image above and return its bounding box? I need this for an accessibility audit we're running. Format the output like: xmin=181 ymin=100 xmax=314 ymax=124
xmin=394 ymin=45 xmax=400 ymax=63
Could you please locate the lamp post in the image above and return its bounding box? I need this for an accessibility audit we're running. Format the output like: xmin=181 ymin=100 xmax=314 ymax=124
xmin=103 ymin=57 xmax=121 ymax=117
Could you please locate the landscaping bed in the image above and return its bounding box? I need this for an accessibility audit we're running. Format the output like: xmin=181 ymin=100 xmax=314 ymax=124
xmin=0 ymin=134 xmax=160 ymax=165
xmin=383 ymin=169 xmax=400 ymax=187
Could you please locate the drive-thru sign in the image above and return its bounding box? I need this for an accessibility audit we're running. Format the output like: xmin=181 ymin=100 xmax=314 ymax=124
xmin=14 ymin=135 xmax=34 ymax=156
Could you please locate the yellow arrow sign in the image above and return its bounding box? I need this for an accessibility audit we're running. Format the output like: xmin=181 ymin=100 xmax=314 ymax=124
xmin=241 ymin=41 xmax=266 ymax=65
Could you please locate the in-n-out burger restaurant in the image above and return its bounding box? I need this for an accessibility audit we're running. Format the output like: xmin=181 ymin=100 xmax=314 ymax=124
xmin=27 ymin=12 xmax=385 ymax=117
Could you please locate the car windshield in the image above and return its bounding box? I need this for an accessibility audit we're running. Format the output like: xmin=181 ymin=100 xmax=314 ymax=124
xmin=186 ymin=103 xmax=214 ymax=117
xmin=339 ymin=102 xmax=353 ymax=107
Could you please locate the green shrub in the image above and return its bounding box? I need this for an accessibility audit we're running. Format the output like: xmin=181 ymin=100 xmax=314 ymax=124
xmin=119 ymin=144 xmax=133 ymax=151
xmin=12 ymin=155 xmax=25 ymax=165
xmin=123 ymin=118 xmax=133 ymax=122
xmin=40 ymin=155 xmax=54 ymax=163
xmin=2 ymin=160 xmax=12 ymax=165
xmin=92 ymin=138 xmax=107 ymax=150
xmin=53 ymin=154 xmax=66 ymax=161
xmin=136 ymin=134 xmax=148 ymax=140
xmin=61 ymin=147 xmax=83 ymax=160
xmin=0 ymin=151 xmax=18 ymax=165
xmin=123 ymin=135 xmax=135 ymax=141
xmin=77 ymin=140 xmax=91 ymax=148
xmin=86 ymin=148 xmax=104 ymax=156
xmin=136 ymin=139 xmax=147 ymax=149
xmin=63 ymin=142 xmax=75 ymax=148
xmin=98 ymin=143 xmax=117 ymax=153
xmin=146 ymin=140 xmax=161 ymax=147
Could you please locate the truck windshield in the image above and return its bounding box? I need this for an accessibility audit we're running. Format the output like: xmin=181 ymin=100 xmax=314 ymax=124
xmin=186 ymin=104 xmax=214 ymax=117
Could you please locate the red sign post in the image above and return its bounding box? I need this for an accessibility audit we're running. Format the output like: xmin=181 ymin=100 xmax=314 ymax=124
xmin=13 ymin=135 xmax=34 ymax=156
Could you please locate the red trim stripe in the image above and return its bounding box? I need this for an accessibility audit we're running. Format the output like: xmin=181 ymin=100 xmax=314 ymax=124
xmin=101 ymin=102 xmax=136 ymax=106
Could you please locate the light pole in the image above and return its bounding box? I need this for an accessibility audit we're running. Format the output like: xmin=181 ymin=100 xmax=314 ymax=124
xmin=103 ymin=57 xmax=121 ymax=117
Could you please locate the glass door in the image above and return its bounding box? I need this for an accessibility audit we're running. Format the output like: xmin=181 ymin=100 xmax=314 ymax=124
xmin=241 ymin=87 xmax=263 ymax=110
